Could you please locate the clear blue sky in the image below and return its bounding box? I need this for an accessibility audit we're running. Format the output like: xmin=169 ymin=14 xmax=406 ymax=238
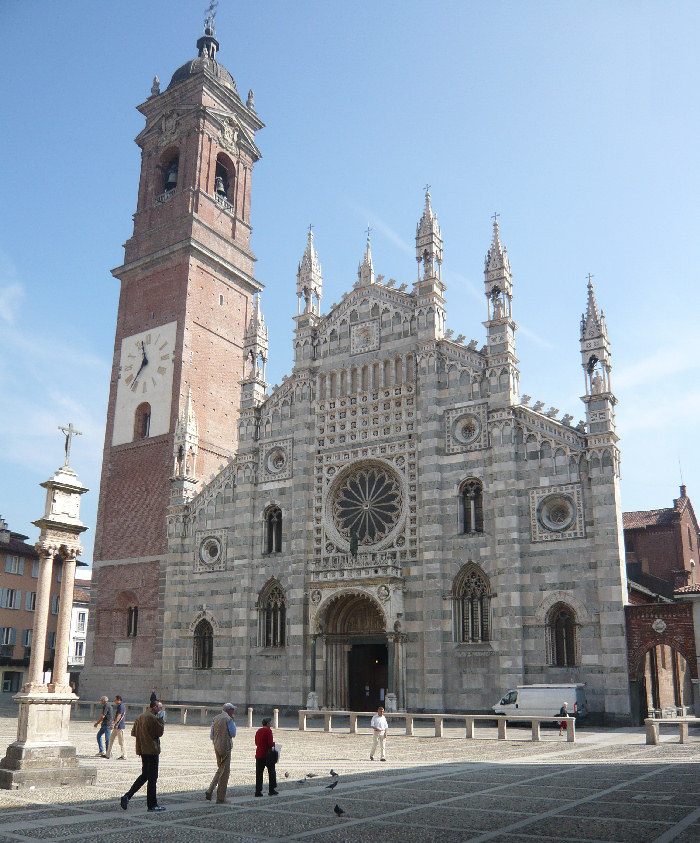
xmin=1 ymin=1 xmax=698 ymax=568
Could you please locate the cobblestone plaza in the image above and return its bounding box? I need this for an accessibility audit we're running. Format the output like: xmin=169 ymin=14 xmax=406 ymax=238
xmin=0 ymin=714 xmax=698 ymax=841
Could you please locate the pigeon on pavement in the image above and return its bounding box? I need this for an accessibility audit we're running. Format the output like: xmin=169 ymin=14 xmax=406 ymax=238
xmin=325 ymin=780 xmax=338 ymax=790
xmin=330 ymin=769 xmax=339 ymax=777
xmin=334 ymin=804 xmax=345 ymax=816
xmin=306 ymin=773 xmax=318 ymax=778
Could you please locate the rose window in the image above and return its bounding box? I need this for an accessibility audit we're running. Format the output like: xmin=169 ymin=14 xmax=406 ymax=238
xmin=330 ymin=462 xmax=403 ymax=546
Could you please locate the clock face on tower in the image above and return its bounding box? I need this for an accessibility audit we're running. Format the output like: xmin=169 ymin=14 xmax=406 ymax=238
xmin=112 ymin=321 xmax=177 ymax=446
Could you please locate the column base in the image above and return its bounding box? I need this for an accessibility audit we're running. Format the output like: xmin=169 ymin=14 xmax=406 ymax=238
xmin=384 ymin=693 xmax=397 ymax=712
xmin=0 ymin=743 xmax=97 ymax=789
xmin=0 ymin=691 xmax=95 ymax=790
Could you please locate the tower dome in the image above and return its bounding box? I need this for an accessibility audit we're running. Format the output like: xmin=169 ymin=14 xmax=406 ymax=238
xmin=167 ymin=24 xmax=239 ymax=95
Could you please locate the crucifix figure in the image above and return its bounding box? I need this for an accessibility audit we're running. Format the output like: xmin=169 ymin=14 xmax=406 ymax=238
xmin=58 ymin=422 xmax=82 ymax=466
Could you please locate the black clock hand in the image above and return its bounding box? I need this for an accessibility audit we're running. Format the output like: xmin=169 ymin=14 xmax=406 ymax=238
xmin=131 ymin=342 xmax=149 ymax=388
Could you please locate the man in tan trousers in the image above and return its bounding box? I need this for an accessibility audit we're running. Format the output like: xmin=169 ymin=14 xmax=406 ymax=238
xmin=205 ymin=703 xmax=237 ymax=804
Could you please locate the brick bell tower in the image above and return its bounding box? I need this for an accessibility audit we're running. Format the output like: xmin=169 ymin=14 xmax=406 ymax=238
xmin=84 ymin=15 xmax=264 ymax=698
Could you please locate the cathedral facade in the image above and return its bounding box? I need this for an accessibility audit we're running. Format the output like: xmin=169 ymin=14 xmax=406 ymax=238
xmin=83 ymin=24 xmax=631 ymax=722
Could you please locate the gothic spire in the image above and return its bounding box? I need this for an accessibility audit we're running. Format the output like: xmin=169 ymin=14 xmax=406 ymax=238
xmin=243 ymin=294 xmax=268 ymax=383
xmin=356 ymin=229 xmax=375 ymax=287
xmin=297 ymin=226 xmax=323 ymax=315
xmin=580 ymin=276 xmax=607 ymax=341
xmin=484 ymin=215 xmax=511 ymax=275
xmin=415 ymin=185 xmax=443 ymax=281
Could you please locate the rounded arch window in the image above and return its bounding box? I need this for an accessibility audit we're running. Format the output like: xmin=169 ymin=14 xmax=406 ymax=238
xmin=193 ymin=618 xmax=213 ymax=669
xmin=160 ymin=150 xmax=179 ymax=194
xmin=134 ymin=402 xmax=151 ymax=440
xmin=547 ymin=602 xmax=578 ymax=666
xmin=215 ymin=154 xmax=235 ymax=202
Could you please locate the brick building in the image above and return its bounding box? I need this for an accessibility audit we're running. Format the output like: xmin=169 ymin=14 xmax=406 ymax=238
xmin=84 ymin=19 xmax=631 ymax=722
xmin=0 ymin=517 xmax=59 ymax=694
xmin=623 ymin=487 xmax=700 ymax=722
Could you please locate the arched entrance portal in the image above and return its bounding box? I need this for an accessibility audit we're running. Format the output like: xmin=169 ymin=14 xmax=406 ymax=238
xmin=321 ymin=593 xmax=388 ymax=711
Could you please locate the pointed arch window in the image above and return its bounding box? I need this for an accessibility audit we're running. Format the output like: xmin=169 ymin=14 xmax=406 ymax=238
xmin=546 ymin=602 xmax=578 ymax=666
xmin=193 ymin=619 xmax=213 ymax=669
xmin=264 ymin=506 xmax=282 ymax=554
xmin=257 ymin=581 xmax=287 ymax=648
xmin=452 ymin=564 xmax=491 ymax=643
xmin=459 ymin=479 xmax=484 ymax=534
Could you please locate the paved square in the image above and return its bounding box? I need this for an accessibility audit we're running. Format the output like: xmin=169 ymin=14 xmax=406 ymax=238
xmin=0 ymin=714 xmax=698 ymax=841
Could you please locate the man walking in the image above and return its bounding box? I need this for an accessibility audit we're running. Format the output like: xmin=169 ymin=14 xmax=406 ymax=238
xmin=205 ymin=703 xmax=237 ymax=804
xmin=105 ymin=695 xmax=127 ymax=759
xmin=120 ymin=699 xmax=165 ymax=812
xmin=370 ymin=705 xmax=388 ymax=761
xmin=93 ymin=695 xmax=113 ymax=757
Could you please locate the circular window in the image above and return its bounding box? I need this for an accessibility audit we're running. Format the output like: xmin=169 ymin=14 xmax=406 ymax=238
xmin=537 ymin=495 xmax=576 ymax=532
xmin=266 ymin=448 xmax=286 ymax=474
xmin=329 ymin=461 xmax=404 ymax=547
xmin=452 ymin=413 xmax=481 ymax=445
xmin=199 ymin=536 xmax=222 ymax=565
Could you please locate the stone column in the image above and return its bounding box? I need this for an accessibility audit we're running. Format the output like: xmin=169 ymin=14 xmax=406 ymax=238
xmin=49 ymin=550 xmax=78 ymax=692
xmin=24 ymin=547 xmax=56 ymax=691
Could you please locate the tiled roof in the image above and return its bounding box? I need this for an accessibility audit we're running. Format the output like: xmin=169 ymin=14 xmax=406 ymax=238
xmin=675 ymin=583 xmax=700 ymax=594
xmin=73 ymin=587 xmax=90 ymax=603
xmin=1 ymin=533 xmax=39 ymax=558
xmin=623 ymin=509 xmax=675 ymax=529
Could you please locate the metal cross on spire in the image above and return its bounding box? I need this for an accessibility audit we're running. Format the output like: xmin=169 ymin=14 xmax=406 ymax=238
xmin=58 ymin=423 xmax=82 ymax=467
xmin=586 ymin=272 xmax=595 ymax=284
xmin=492 ymin=211 xmax=500 ymax=223
xmin=308 ymin=223 xmax=314 ymax=235
xmin=365 ymin=225 xmax=372 ymax=241
xmin=204 ymin=0 xmax=218 ymax=33
xmin=424 ymin=183 xmax=431 ymax=195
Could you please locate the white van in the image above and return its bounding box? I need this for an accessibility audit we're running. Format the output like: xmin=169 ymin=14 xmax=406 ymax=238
xmin=492 ymin=684 xmax=588 ymax=719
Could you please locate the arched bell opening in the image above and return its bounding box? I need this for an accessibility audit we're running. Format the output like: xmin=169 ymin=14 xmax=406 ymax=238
xmin=160 ymin=149 xmax=179 ymax=194
xmin=215 ymin=153 xmax=236 ymax=204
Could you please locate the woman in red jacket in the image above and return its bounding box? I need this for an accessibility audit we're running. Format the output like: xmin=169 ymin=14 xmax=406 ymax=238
xmin=254 ymin=717 xmax=278 ymax=796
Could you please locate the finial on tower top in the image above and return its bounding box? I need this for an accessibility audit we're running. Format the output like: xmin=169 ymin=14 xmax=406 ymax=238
xmin=204 ymin=0 xmax=218 ymax=36
xmin=198 ymin=1 xmax=220 ymax=58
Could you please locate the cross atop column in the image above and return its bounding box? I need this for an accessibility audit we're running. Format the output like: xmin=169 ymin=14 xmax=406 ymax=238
xmin=58 ymin=423 xmax=82 ymax=466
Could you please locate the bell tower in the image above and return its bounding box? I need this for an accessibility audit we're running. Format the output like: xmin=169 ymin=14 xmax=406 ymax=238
xmin=85 ymin=17 xmax=264 ymax=699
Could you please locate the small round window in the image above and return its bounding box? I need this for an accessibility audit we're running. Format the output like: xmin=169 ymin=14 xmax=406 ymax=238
xmin=452 ymin=413 xmax=481 ymax=445
xmin=266 ymin=448 xmax=286 ymax=474
xmin=199 ymin=536 xmax=222 ymax=565
xmin=537 ymin=495 xmax=575 ymax=532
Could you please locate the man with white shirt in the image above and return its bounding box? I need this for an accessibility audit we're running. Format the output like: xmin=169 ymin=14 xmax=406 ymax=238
xmin=370 ymin=706 xmax=388 ymax=761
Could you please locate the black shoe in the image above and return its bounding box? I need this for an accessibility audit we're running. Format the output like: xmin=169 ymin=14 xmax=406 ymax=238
xmin=255 ymin=792 xmax=263 ymax=797
xmin=148 ymin=805 xmax=166 ymax=812
xmin=120 ymin=795 xmax=128 ymax=811
xmin=269 ymin=790 xmax=279 ymax=796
